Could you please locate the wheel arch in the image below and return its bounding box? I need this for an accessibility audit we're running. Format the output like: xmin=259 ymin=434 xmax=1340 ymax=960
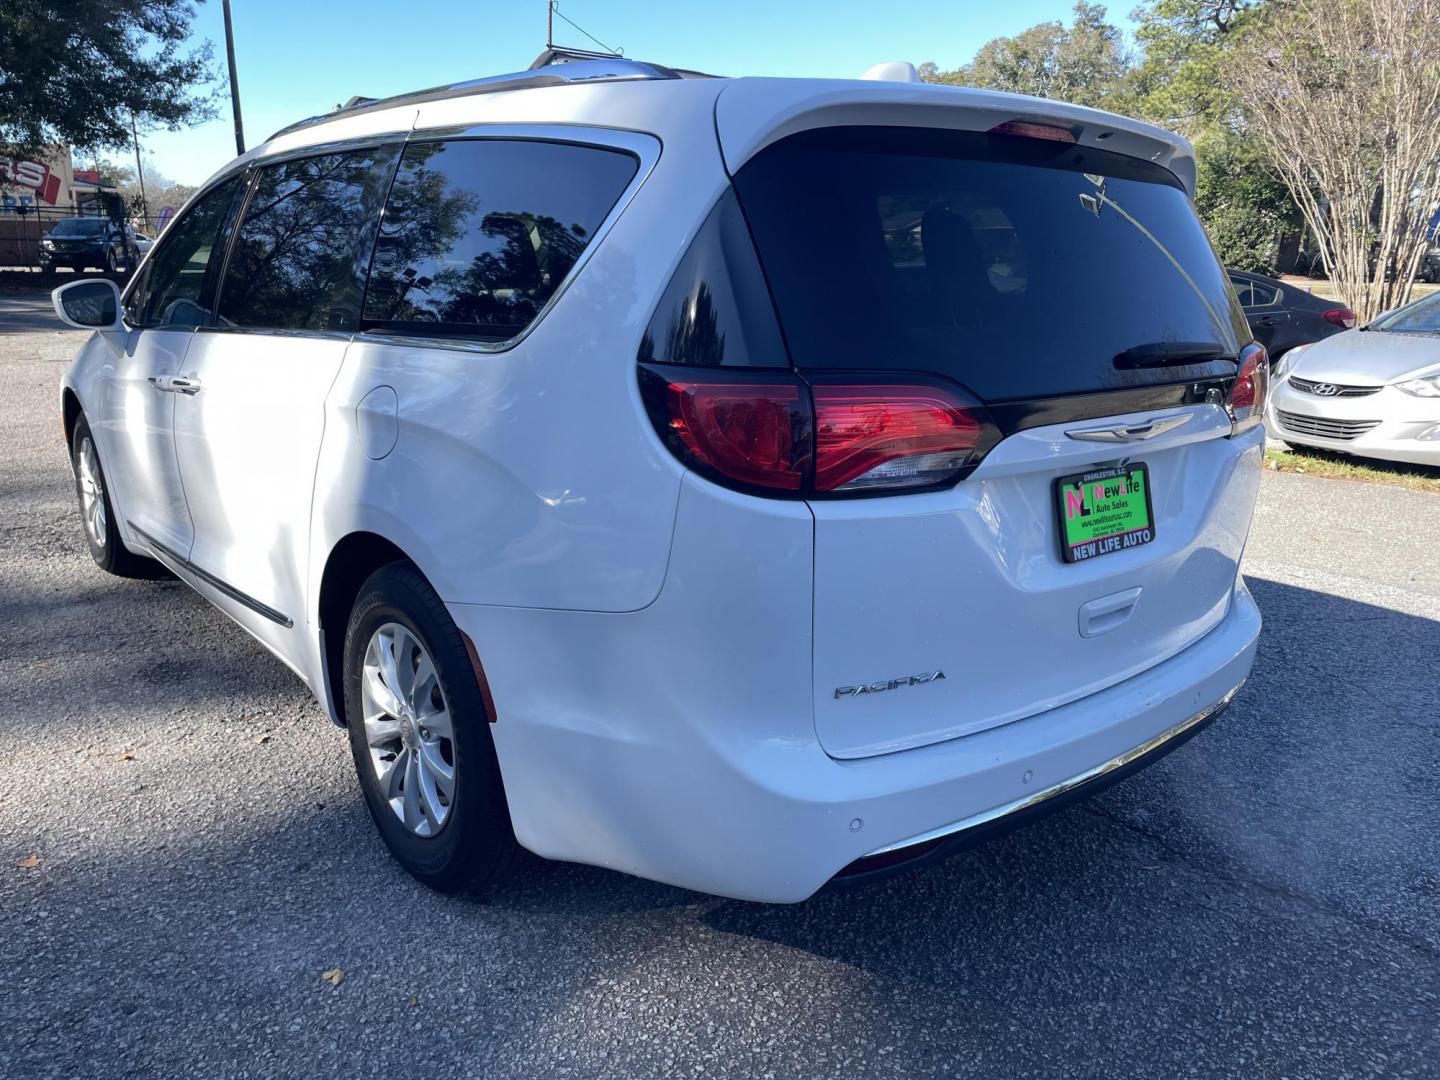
xmin=317 ymin=531 xmax=414 ymax=726
xmin=316 ymin=530 xmax=500 ymax=730
xmin=61 ymin=387 xmax=83 ymax=448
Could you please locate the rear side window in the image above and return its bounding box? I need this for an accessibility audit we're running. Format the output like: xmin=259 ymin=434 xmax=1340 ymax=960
xmin=637 ymin=189 xmax=787 ymax=368
xmin=125 ymin=177 xmax=242 ymax=328
xmin=361 ymin=139 xmax=638 ymax=342
xmin=732 ymin=127 xmax=1251 ymax=402
xmin=217 ymin=147 xmax=400 ymax=332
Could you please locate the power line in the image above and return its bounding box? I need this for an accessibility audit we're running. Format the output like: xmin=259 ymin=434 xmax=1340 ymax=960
xmin=547 ymin=1 xmax=623 ymax=56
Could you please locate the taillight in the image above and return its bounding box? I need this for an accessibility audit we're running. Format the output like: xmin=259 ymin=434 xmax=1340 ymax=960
xmin=639 ymin=364 xmax=998 ymax=498
xmin=1322 ymin=307 xmax=1357 ymax=329
xmin=811 ymin=383 xmax=988 ymax=493
xmin=660 ymin=377 xmax=809 ymax=492
xmin=1227 ymin=342 xmax=1269 ymax=435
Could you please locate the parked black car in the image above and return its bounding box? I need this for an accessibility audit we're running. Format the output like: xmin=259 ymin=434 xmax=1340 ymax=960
xmin=1421 ymin=248 xmax=1440 ymax=283
xmin=39 ymin=217 xmax=134 ymax=273
xmin=1227 ymin=268 xmax=1355 ymax=359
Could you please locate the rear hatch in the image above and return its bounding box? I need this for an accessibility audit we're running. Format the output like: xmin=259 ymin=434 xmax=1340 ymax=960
xmin=729 ymin=120 xmax=1257 ymax=759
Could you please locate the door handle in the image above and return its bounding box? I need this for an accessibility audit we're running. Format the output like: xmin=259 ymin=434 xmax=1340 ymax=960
xmin=148 ymin=374 xmax=202 ymax=395
xmin=1079 ymin=587 xmax=1142 ymax=638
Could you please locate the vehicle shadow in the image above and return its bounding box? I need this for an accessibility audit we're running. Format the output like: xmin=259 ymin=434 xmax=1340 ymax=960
xmin=692 ymin=575 xmax=1440 ymax=1012
xmin=5 ymin=577 xmax=1438 ymax=1076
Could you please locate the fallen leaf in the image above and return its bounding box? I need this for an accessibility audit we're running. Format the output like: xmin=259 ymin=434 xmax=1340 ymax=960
xmin=15 ymin=855 xmax=40 ymax=869
xmin=33 ymin=662 xmax=50 ymax=669
xmin=407 ymin=995 xmax=418 ymax=1008
xmin=321 ymin=968 xmax=344 ymax=988
xmin=254 ymin=734 xmax=271 ymax=745
xmin=113 ymin=750 xmax=136 ymax=762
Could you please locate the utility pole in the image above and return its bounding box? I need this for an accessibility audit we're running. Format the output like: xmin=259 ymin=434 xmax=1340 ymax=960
xmin=223 ymin=0 xmax=246 ymax=155
xmin=130 ymin=111 xmax=150 ymax=225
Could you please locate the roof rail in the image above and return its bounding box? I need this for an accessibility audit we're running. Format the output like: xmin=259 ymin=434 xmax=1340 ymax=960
xmin=268 ymin=53 xmax=712 ymax=142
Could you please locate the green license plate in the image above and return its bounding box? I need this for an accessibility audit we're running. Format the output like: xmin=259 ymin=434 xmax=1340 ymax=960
xmin=1055 ymin=463 xmax=1155 ymax=563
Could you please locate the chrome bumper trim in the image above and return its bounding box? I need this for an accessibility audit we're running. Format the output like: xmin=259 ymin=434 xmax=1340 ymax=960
xmin=862 ymin=682 xmax=1245 ymax=858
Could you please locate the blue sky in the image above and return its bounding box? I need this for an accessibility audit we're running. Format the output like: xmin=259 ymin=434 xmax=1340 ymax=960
xmin=132 ymin=0 xmax=1128 ymax=191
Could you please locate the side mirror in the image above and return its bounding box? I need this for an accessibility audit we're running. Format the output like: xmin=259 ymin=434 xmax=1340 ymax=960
xmin=52 ymin=278 xmax=124 ymax=331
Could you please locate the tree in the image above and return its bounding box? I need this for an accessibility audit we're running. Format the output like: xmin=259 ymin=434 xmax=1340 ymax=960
xmin=1227 ymin=0 xmax=1440 ymax=317
xmin=1191 ymin=132 xmax=1302 ymax=273
xmin=921 ymin=3 xmax=1133 ymax=111
xmin=1129 ymin=0 xmax=1257 ymax=134
xmin=0 ymin=0 xmax=216 ymax=155
xmin=94 ymin=157 xmax=198 ymax=219
xmin=1128 ymin=0 xmax=1303 ymax=274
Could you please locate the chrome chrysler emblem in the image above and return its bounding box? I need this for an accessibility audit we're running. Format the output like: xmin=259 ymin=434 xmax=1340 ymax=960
xmin=1311 ymin=383 xmax=1340 ymax=396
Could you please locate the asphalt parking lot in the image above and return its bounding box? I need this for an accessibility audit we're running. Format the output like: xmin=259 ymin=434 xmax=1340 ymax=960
xmin=2 ymin=292 xmax=1438 ymax=1078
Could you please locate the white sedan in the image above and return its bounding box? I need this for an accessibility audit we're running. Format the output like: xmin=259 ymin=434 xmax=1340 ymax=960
xmin=1267 ymin=291 xmax=1440 ymax=466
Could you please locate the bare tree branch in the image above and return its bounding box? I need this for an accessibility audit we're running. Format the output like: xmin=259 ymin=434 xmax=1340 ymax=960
xmin=1227 ymin=0 xmax=1440 ymax=318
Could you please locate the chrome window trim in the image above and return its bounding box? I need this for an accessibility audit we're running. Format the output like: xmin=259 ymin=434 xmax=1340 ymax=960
xmin=121 ymin=125 xmax=661 ymax=351
xmin=119 ymin=132 xmax=414 ymax=330
xmin=354 ymin=124 xmax=662 ymax=356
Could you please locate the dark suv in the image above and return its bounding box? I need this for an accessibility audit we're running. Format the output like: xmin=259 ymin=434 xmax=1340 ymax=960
xmin=40 ymin=218 xmax=133 ymax=273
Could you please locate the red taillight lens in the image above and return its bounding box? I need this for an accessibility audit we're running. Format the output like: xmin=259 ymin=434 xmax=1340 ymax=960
xmin=811 ymin=383 xmax=988 ymax=493
xmin=639 ymin=364 xmax=998 ymax=498
xmin=1227 ymin=342 xmax=1269 ymax=435
xmin=645 ymin=370 xmax=810 ymax=492
xmin=1322 ymin=307 xmax=1357 ymax=329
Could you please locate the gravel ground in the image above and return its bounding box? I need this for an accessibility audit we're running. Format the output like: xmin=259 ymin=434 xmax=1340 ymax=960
xmin=2 ymin=295 xmax=1438 ymax=1078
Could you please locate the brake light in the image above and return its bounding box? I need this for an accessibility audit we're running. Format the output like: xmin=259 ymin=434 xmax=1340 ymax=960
xmin=639 ymin=364 xmax=998 ymax=497
xmin=988 ymin=119 xmax=1078 ymax=144
xmin=1322 ymin=307 xmax=1357 ymax=329
xmin=661 ymin=378 xmax=808 ymax=491
xmin=811 ymin=384 xmax=986 ymax=492
xmin=1227 ymin=342 xmax=1269 ymax=435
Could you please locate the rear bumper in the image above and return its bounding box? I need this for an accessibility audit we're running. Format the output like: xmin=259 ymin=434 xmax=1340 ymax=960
xmin=830 ymin=683 xmax=1238 ymax=887
xmin=451 ymin=579 xmax=1261 ymax=903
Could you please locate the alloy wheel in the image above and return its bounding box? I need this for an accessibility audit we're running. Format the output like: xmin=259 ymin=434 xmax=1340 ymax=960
xmin=360 ymin=622 xmax=456 ymax=837
xmin=77 ymin=436 xmax=107 ymax=548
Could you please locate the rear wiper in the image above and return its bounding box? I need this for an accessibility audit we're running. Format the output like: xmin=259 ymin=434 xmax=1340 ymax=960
xmin=1113 ymin=341 xmax=1232 ymax=369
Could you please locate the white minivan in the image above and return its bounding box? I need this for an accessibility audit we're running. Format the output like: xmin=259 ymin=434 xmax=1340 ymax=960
xmin=53 ymin=52 xmax=1265 ymax=903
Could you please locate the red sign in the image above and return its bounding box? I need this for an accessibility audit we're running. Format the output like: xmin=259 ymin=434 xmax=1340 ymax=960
xmin=1 ymin=158 xmax=61 ymax=205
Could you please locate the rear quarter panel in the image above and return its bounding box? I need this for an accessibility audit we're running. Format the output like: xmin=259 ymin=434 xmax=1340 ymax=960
xmin=306 ymin=119 xmax=732 ymax=618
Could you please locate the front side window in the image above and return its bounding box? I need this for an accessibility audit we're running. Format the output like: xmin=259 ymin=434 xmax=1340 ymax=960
xmin=125 ymin=177 xmax=242 ymax=328
xmin=362 ymin=139 xmax=638 ymax=342
xmin=217 ymin=147 xmax=400 ymax=332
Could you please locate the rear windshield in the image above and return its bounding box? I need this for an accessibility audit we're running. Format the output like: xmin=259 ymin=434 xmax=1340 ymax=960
xmin=732 ymin=127 xmax=1249 ymax=401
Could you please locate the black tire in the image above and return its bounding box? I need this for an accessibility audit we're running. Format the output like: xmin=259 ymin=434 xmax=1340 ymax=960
xmin=343 ymin=562 xmax=519 ymax=893
xmin=104 ymin=248 xmax=117 ymax=273
xmin=70 ymin=415 xmax=165 ymax=578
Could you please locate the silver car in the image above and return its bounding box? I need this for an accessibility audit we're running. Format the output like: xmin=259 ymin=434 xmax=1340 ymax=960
xmin=1267 ymin=291 xmax=1440 ymax=466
